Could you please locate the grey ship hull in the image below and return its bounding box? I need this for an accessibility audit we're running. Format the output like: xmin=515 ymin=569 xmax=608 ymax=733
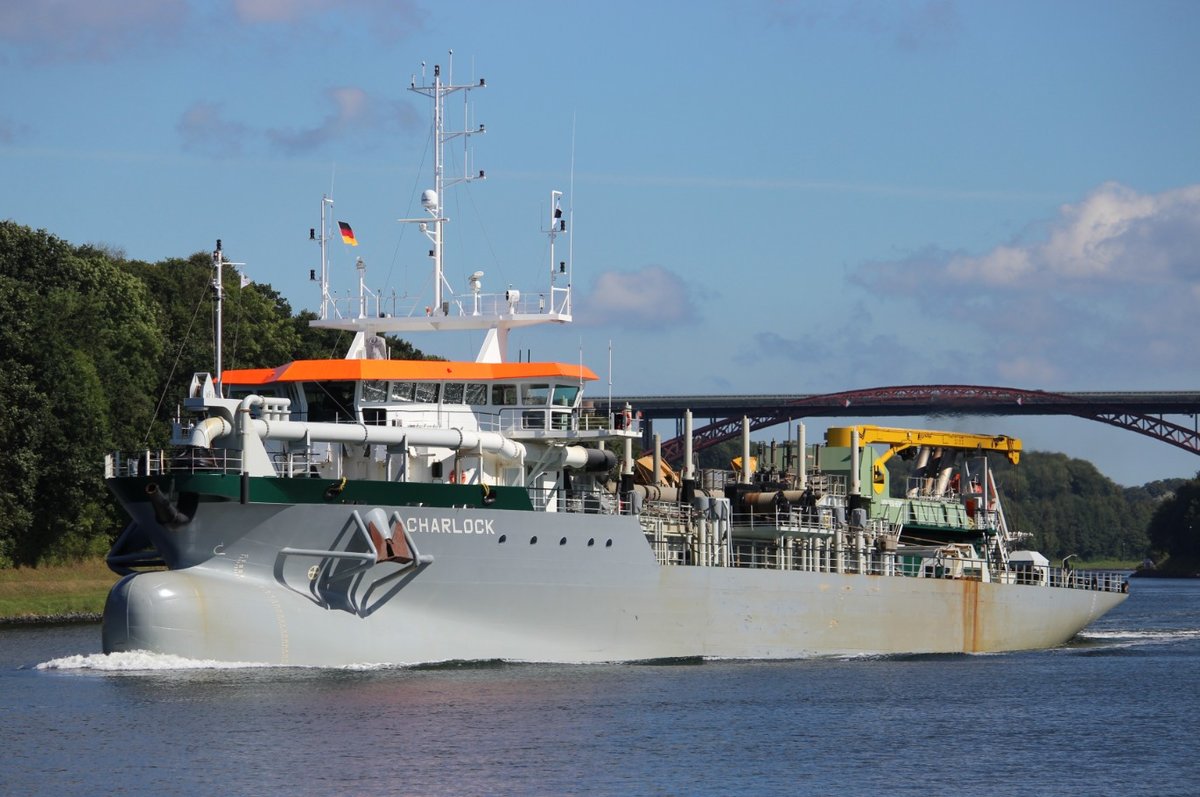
xmin=103 ymin=501 xmax=1126 ymax=666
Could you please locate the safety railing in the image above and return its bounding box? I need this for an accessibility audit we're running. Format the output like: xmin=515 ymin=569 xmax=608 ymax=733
xmin=107 ymin=449 xmax=246 ymax=477
xmin=638 ymin=512 xmax=1131 ymax=593
xmin=528 ymin=485 xmax=621 ymax=515
xmin=1048 ymin=567 xmax=1129 ymax=593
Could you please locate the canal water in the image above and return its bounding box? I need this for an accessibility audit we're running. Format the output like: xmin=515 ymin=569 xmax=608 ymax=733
xmin=2 ymin=578 xmax=1197 ymax=796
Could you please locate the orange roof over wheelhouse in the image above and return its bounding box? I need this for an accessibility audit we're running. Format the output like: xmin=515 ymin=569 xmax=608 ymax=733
xmin=222 ymin=360 xmax=599 ymax=385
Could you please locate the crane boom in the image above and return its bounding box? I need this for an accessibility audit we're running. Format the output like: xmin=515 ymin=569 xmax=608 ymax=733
xmin=826 ymin=425 xmax=1022 ymax=465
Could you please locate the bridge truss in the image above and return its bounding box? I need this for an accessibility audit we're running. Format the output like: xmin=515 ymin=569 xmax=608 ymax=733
xmin=638 ymin=385 xmax=1200 ymax=463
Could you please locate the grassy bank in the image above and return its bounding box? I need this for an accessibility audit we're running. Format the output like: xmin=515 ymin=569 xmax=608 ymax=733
xmin=0 ymin=559 xmax=120 ymax=621
xmin=1074 ymin=558 xmax=1141 ymax=570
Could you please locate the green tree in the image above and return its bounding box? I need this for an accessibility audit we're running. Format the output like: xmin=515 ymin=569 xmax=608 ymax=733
xmin=0 ymin=223 xmax=161 ymax=565
xmin=0 ymin=223 xmax=439 ymax=565
xmin=1146 ymin=475 xmax=1200 ymax=571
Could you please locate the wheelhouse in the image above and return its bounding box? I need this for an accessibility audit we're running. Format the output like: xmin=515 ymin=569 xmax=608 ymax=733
xmin=222 ymin=359 xmax=598 ymax=438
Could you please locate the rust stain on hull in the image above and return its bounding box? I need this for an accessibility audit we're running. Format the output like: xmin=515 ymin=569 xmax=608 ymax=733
xmin=962 ymin=579 xmax=981 ymax=652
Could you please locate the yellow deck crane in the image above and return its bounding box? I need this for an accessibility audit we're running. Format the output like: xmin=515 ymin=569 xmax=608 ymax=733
xmin=825 ymin=425 xmax=1022 ymax=494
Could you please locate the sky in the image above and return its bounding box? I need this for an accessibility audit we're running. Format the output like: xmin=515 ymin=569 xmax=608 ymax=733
xmin=1 ymin=0 xmax=1198 ymax=486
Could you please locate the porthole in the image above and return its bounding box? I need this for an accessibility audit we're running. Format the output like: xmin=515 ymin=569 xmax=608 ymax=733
xmin=498 ymin=534 xmax=507 ymax=544
xmin=530 ymin=536 xmax=538 ymax=545
xmin=605 ymin=539 xmax=613 ymax=547
xmin=587 ymin=538 xmax=595 ymax=547
xmin=559 ymin=537 xmax=567 ymax=545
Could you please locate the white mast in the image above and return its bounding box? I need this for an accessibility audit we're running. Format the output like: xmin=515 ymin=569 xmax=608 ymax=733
xmin=309 ymin=53 xmax=573 ymax=364
xmin=211 ymin=239 xmax=245 ymax=393
xmin=212 ymin=240 xmax=224 ymax=392
xmin=314 ymin=195 xmax=333 ymax=320
xmin=407 ymin=51 xmax=485 ymax=316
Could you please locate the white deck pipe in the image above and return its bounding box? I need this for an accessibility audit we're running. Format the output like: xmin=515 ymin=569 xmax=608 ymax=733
xmin=741 ymin=416 xmax=751 ymax=485
xmin=850 ymin=427 xmax=861 ymax=496
xmin=683 ymin=409 xmax=693 ymax=481
xmin=797 ymin=422 xmax=807 ymax=490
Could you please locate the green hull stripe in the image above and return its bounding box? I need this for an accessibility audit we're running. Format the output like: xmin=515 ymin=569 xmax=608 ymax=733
xmin=109 ymin=474 xmax=534 ymax=511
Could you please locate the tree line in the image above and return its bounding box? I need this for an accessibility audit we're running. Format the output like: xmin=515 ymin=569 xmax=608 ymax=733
xmin=0 ymin=220 xmax=1196 ymax=569
xmin=0 ymin=222 xmax=426 ymax=567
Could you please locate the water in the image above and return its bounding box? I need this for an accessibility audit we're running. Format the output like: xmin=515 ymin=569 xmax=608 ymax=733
xmin=3 ymin=579 xmax=1197 ymax=797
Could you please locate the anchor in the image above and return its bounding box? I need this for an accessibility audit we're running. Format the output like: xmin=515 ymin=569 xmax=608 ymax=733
xmin=275 ymin=508 xmax=434 ymax=613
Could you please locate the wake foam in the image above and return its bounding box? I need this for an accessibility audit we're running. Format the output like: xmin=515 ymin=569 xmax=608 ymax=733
xmin=36 ymin=650 xmax=274 ymax=672
xmin=1076 ymin=628 xmax=1200 ymax=648
xmin=35 ymin=651 xmax=449 ymax=672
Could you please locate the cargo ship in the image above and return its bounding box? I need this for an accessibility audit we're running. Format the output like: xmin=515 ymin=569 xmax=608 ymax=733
xmin=101 ymin=57 xmax=1127 ymax=665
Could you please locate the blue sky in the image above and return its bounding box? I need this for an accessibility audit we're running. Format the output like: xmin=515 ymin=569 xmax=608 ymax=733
xmin=2 ymin=0 xmax=1198 ymax=486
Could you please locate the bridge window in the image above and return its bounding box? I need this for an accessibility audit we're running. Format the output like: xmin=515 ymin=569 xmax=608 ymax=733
xmin=362 ymin=380 xmax=388 ymax=403
xmin=443 ymin=383 xmax=465 ymax=404
xmin=553 ymin=385 xmax=580 ymax=407
xmin=522 ymin=384 xmax=550 ymax=406
xmin=492 ymin=384 xmax=519 ymax=406
xmin=304 ymin=381 xmax=356 ymax=423
xmin=414 ymin=382 xmax=439 ymax=403
xmin=390 ymin=381 xmax=416 ymax=402
xmin=465 ymin=383 xmax=488 ymax=405
xmin=227 ymin=385 xmax=285 ymax=402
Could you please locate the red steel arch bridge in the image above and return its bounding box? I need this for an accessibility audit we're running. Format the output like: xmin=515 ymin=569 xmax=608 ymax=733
xmin=601 ymin=385 xmax=1200 ymax=464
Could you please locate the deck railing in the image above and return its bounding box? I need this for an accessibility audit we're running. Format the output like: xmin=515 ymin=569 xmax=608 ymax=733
xmin=636 ymin=501 xmax=1128 ymax=593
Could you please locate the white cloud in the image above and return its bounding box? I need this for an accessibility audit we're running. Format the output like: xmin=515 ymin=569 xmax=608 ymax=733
xmin=945 ymin=244 xmax=1033 ymax=285
xmin=175 ymin=86 xmax=420 ymax=156
xmin=176 ymin=102 xmax=251 ymax=157
xmin=853 ymin=182 xmax=1200 ymax=388
xmin=265 ymin=87 xmax=420 ymax=155
xmin=232 ymin=0 xmax=327 ymax=22
xmin=942 ymin=182 xmax=1200 ymax=287
xmin=575 ymin=265 xmax=698 ymax=329
xmin=267 ymin=87 xmax=370 ymax=155
xmin=230 ymin=0 xmax=425 ymax=40
xmin=0 ymin=115 xmax=30 ymax=144
xmin=0 ymin=0 xmax=423 ymax=64
xmin=0 ymin=0 xmax=188 ymax=62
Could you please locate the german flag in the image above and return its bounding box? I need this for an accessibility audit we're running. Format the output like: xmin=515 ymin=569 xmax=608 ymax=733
xmin=338 ymin=221 xmax=358 ymax=246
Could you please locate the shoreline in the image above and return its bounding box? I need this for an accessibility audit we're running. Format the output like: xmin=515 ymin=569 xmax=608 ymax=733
xmin=0 ymin=559 xmax=118 ymax=624
xmin=0 ymin=612 xmax=102 ymax=627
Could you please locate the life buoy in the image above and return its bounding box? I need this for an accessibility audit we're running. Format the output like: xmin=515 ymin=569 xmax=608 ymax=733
xmin=450 ymin=469 xmax=458 ymax=484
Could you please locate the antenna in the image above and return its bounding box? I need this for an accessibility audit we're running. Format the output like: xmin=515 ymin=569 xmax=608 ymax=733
xmin=211 ymin=240 xmax=246 ymax=394
xmin=356 ymin=256 xmax=368 ymax=319
xmin=212 ymin=240 xmax=223 ymax=393
xmin=568 ymin=112 xmax=576 ymax=315
xmin=310 ymin=54 xmax=572 ymax=364
xmin=315 ymin=195 xmax=335 ymax=319
xmin=607 ymin=339 xmax=612 ymax=413
xmin=404 ymin=55 xmax=487 ymax=314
